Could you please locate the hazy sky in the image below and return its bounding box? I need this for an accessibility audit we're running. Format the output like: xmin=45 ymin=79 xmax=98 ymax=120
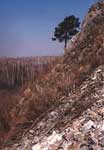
xmin=0 ymin=0 xmax=96 ymax=57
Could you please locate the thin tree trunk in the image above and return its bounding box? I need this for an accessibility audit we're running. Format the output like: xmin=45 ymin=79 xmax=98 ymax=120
xmin=64 ymin=39 xmax=67 ymax=48
xmin=64 ymin=39 xmax=67 ymax=53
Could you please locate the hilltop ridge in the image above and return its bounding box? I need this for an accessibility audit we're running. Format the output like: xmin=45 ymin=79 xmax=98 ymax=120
xmin=66 ymin=0 xmax=104 ymax=66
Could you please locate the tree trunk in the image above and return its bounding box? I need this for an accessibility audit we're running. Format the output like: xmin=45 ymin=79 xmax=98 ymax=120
xmin=64 ymin=39 xmax=67 ymax=53
xmin=64 ymin=39 xmax=67 ymax=48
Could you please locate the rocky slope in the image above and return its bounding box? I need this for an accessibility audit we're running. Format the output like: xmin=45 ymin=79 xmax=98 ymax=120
xmin=1 ymin=1 xmax=104 ymax=150
xmin=3 ymin=65 xmax=104 ymax=150
xmin=66 ymin=0 xmax=104 ymax=66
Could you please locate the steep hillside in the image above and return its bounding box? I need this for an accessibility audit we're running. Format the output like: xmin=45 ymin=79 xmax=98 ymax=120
xmin=66 ymin=1 xmax=104 ymax=66
xmin=1 ymin=1 xmax=104 ymax=150
xmin=4 ymin=65 xmax=104 ymax=150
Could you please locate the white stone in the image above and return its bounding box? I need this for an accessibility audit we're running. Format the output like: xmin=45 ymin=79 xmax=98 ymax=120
xmin=47 ymin=131 xmax=62 ymax=145
xmin=50 ymin=111 xmax=57 ymax=116
xmin=82 ymin=120 xmax=95 ymax=133
xmin=97 ymin=121 xmax=104 ymax=132
xmin=32 ymin=144 xmax=41 ymax=150
xmin=32 ymin=131 xmax=62 ymax=150
xmin=102 ymin=124 xmax=104 ymax=131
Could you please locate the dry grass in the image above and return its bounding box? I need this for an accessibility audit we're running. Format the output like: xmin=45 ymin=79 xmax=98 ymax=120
xmin=0 ymin=56 xmax=61 ymax=145
xmin=0 ymin=89 xmax=19 ymax=144
xmin=1 ymin=2 xmax=104 ymax=146
xmin=19 ymin=61 xmax=91 ymax=122
xmin=0 ymin=57 xmax=95 ymax=147
xmin=0 ymin=54 xmax=94 ymax=147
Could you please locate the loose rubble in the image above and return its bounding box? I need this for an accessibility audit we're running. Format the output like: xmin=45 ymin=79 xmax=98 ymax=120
xmin=3 ymin=65 xmax=104 ymax=150
xmin=30 ymin=99 xmax=104 ymax=150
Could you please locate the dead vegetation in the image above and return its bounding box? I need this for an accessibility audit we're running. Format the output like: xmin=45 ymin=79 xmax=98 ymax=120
xmin=0 ymin=56 xmax=58 ymax=88
xmin=0 ymin=1 xmax=104 ymax=148
xmin=0 ymin=55 xmax=92 ymax=147
xmin=0 ymin=56 xmax=60 ymax=145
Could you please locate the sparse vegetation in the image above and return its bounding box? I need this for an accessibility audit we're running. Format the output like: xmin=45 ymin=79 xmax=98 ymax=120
xmin=0 ymin=1 xmax=104 ymax=149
